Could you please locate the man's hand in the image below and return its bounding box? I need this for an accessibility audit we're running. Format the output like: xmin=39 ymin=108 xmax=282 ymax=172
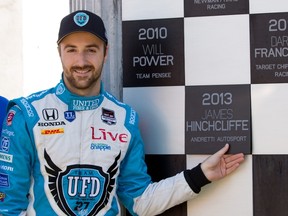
xmin=201 ymin=144 xmax=245 ymax=182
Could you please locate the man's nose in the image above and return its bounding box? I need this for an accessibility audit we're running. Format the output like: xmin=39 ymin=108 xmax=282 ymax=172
xmin=76 ymin=52 xmax=88 ymax=66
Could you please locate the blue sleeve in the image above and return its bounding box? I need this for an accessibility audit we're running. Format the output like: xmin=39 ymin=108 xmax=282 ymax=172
xmin=116 ymin=113 xmax=152 ymax=216
xmin=0 ymin=96 xmax=9 ymax=132
xmin=0 ymin=105 xmax=35 ymax=215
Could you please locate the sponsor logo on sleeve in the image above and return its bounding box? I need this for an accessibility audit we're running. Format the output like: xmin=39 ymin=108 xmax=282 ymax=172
xmin=0 ymin=153 xmax=13 ymax=163
xmin=129 ymin=109 xmax=136 ymax=125
xmin=0 ymin=192 xmax=6 ymax=201
xmin=0 ymin=173 xmax=9 ymax=188
xmin=0 ymin=165 xmax=13 ymax=172
xmin=0 ymin=137 xmax=10 ymax=153
xmin=20 ymin=98 xmax=34 ymax=117
xmin=6 ymin=110 xmax=15 ymax=126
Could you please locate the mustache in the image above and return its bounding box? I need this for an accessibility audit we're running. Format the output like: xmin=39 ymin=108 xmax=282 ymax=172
xmin=71 ymin=65 xmax=94 ymax=71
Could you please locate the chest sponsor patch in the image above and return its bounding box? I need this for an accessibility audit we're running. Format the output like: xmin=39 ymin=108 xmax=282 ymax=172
xmin=64 ymin=111 xmax=76 ymax=122
xmin=101 ymin=108 xmax=117 ymax=125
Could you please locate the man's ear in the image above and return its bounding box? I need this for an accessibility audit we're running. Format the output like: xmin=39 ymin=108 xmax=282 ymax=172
xmin=57 ymin=46 xmax=61 ymax=57
xmin=104 ymin=45 xmax=109 ymax=62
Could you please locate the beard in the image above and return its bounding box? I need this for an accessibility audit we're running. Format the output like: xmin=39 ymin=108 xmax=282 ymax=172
xmin=63 ymin=63 xmax=103 ymax=93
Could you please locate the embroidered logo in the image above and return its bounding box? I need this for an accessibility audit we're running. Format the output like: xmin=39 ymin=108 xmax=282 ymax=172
xmin=0 ymin=192 xmax=6 ymax=201
xmin=74 ymin=12 xmax=89 ymax=27
xmin=6 ymin=110 xmax=15 ymax=126
xmin=64 ymin=111 xmax=76 ymax=122
xmin=0 ymin=173 xmax=9 ymax=188
xmin=0 ymin=137 xmax=10 ymax=153
xmin=44 ymin=149 xmax=120 ymax=215
xmin=41 ymin=128 xmax=64 ymax=135
xmin=42 ymin=109 xmax=59 ymax=121
xmin=101 ymin=108 xmax=117 ymax=125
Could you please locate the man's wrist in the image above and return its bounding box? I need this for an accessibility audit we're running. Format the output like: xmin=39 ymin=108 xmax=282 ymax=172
xmin=184 ymin=163 xmax=211 ymax=193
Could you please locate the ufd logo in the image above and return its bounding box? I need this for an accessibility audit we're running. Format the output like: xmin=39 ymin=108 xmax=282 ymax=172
xmin=44 ymin=149 xmax=120 ymax=215
xmin=67 ymin=176 xmax=101 ymax=197
xmin=58 ymin=165 xmax=110 ymax=215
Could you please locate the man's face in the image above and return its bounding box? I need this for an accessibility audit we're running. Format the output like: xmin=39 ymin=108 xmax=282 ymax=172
xmin=58 ymin=32 xmax=108 ymax=96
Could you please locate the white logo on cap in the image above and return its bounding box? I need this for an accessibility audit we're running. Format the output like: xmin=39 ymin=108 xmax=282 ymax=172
xmin=73 ymin=12 xmax=89 ymax=27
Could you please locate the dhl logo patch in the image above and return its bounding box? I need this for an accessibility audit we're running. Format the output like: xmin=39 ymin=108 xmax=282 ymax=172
xmin=41 ymin=128 xmax=64 ymax=135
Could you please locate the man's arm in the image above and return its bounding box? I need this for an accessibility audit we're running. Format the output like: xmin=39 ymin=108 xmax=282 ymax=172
xmin=132 ymin=144 xmax=244 ymax=216
xmin=0 ymin=106 xmax=33 ymax=215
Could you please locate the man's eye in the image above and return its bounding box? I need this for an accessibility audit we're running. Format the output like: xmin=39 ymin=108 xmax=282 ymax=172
xmin=67 ymin=49 xmax=76 ymax=52
xmin=87 ymin=49 xmax=97 ymax=53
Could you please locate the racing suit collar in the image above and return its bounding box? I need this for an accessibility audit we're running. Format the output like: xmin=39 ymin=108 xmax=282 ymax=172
xmin=55 ymin=78 xmax=104 ymax=111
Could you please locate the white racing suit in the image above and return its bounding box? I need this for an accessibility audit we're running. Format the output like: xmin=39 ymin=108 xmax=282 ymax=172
xmin=0 ymin=79 xmax=205 ymax=216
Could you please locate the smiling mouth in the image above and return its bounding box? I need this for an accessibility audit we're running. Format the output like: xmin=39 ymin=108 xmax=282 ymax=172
xmin=72 ymin=65 xmax=94 ymax=73
xmin=74 ymin=69 xmax=90 ymax=74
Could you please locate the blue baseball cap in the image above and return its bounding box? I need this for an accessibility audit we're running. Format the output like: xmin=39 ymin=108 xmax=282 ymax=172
xmin=57 ymin=10 xmax=108 ymax=44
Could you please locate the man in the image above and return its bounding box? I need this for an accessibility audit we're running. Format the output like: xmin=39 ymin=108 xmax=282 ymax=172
xmin=0 ymin=10 xmax=244 ymax=215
